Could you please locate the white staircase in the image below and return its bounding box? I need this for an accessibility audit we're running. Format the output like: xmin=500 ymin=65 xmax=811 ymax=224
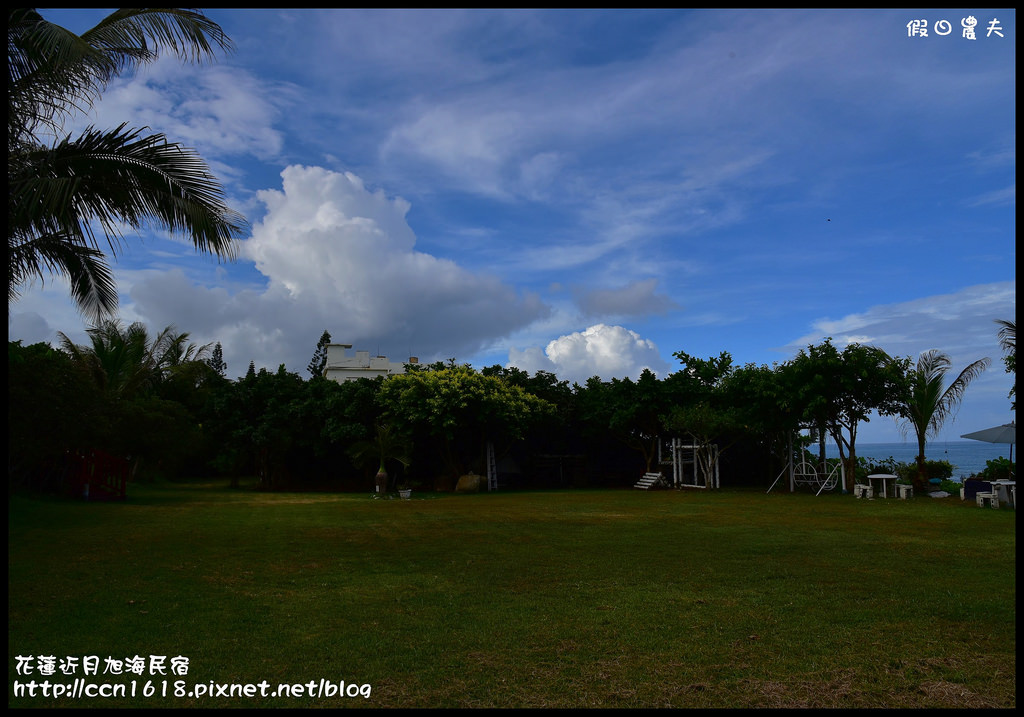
xmin=634 ymin=472 xmax=667 ymax=490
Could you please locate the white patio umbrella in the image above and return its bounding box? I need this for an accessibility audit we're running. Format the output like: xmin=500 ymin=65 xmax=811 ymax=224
xmin=960 ymin=421 xmax=1015 ymax=462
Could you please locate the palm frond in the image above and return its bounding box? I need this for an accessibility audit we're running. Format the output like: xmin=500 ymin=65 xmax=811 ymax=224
xmin=81 ymin=8 xmax=234 ymax=65
xmin=8 ymin=231 xmax=118 ymax=320
xmin=995 ymin=319 xmax=1015 ymax=353
xmin=899 ymin=350 xmax=990 ymax=444
xmin=8 ymin=9 xmax=113 ymax=137
xmin=8 ymin=9 xmax=244 ymax=321
xmin=12 ymin=124 xmax=247 ymax=255
xmin=9 ymin=9 xmax=233 ymax=140
xmin=931 ymin=357 xmax=991 ymax=434
xmin=9 ymin=124 xmax=248 ymax=318
xmin=61 ymin=319 xmax=180 ymax=399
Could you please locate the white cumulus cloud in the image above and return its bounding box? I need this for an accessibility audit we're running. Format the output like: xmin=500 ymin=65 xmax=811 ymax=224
xmin=508 ymin=323 xmax=671 ymax=383
xmin=221 ymin=165 xmax=548 ymax=366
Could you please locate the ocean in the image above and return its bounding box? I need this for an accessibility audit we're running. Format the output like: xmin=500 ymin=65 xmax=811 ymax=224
xmin=823 ymin=441 xmax=1013 ymax=480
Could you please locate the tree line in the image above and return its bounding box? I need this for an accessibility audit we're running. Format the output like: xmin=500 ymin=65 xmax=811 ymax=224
xmin=8 ymin=320 xmax=1013 ymax=495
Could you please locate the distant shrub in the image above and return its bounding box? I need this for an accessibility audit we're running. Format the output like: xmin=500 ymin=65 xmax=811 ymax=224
xmin=807 ymin=454 xmax=954 ymax=485
xmin=861 ymin=456 xmax=898 ymax=476
xmin=857 ymin=456 xmax=918 ymax=483
xmin=938 ymin=479 xmax=962 ymax=494
xmin=979 ymin=457 xmax=1013 ymax=481
xmin=894 ymin=461 xmax=916 ymax=482
xmin=922 ymin=459 xmax=954 ymax=480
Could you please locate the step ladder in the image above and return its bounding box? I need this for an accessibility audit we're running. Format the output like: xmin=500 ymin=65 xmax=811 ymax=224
xmin=634 ymin=472 xmax=667 ymax=490
xmin=487 ymin=440 xmax=498 ymax=491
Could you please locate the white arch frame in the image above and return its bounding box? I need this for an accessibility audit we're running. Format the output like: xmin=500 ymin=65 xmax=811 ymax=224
xmin=766 ymin=432 xmax=845 ymax=495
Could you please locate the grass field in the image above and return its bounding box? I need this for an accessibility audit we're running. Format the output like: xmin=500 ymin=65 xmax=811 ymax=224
xmin=8 ymin=480 xmax=1016 ymax=708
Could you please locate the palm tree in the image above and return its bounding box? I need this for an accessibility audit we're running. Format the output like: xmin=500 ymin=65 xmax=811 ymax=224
xmin=150 ymin=324 xmax=215 ymax=379
xmin=8 ymin=9 xmax=247 ymax=321
xmin=58 ymin=319 xmax=211 ymax=399
xmin=349 ymin=423 xmax=413 ymax=495
xmin=995 ymin=319 xmax=1015 ymax=410
xmin=901 ymin=350 xmax=990 ymax=488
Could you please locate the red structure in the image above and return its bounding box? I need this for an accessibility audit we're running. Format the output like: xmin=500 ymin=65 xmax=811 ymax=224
xmin=67 ymin=450 xmax=129 ymax=500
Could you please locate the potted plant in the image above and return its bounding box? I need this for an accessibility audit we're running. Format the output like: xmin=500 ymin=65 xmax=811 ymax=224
xmin=348 ymin=422 xmax=412 ymax=496
xmin=397 ymin=478 xmax=421 ymax=500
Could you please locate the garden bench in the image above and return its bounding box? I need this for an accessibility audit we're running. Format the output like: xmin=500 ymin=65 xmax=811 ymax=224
xmin=975 ymin=492 xmax=999 ymax=509
xmin=853 ymin=484 xmax=873 ymax=499
xmin=895 ymin=484 xmax=913 ymax=499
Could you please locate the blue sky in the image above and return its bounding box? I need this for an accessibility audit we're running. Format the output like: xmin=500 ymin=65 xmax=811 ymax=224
xmin=9 ymin=9 xmax=1016 ymax=444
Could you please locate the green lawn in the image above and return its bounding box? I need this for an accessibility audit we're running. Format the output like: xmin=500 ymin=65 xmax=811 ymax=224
xmin=8 ymin=481 xmax=1016 ymax=708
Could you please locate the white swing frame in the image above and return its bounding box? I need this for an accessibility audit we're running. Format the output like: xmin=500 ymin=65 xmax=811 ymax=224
xmin=766 ymin=433 xmax=845 ymax=495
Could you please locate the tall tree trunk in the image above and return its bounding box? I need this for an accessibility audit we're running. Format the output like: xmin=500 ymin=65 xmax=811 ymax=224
xmin=915 ymin=433 xmax=928 ymax=491
xmin=832 ymin=430 xmax=856 ymax=493
xmin=817 ymin=425 xmax=827 ymax=475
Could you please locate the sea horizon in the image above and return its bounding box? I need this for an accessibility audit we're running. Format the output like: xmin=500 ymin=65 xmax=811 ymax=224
xmin=823 ymin=440 xmax=1014 ymax=480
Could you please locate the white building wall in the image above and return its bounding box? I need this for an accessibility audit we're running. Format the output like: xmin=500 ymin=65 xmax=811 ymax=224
xmin=323 ymin=344 xmax=412 ymax=383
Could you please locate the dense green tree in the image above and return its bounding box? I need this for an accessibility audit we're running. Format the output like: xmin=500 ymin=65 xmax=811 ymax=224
xmin=789 ymin=339 xmax=908 ymax=491
xmin=290 ymin=375 xmax=384 ymax=489
xmin=718 ymin=361 xmax=806 ymax=484
xmin=377 ymin=365 xmax=553 ymax=485
xmin=661 ymin=401 xmax=744 ymax=485
xmin=112 ymin=394 xmax=201 ymax=481
xmin=724 ymin=361 xmax=803 ymax=437
xmin=208 ymin=364 xmax=308 ymax=490
xmin=205 ymin=364 xmax=371 ymax=491
xmin=159 ymin=353 xmax=227 ymax=414
xmin=572 ymin=375 xmax=617 ymax=446
xmin=662 ymin=351 xmax=742 ymax=485
xmin=482 ymin=365 xmax=578 ymax=457
xmin=317 ymin=377 xmax=386 ymax=446
xmin=898 ymin=350 xmax=990 ymax=489
xmin=244 ymin=364 xmax=307 ymax=490
xmin=577 ymin=368 xmax=671 ymax=475
xmin=670 ymin=350 xmax=735 ymax=393
xmin=8 ymin=8 xmax=246 ymax=319
xmin=8 ymin=340 xmax=108 ymax=490
xmin=482 ymin=366 xmax=574 ymax=405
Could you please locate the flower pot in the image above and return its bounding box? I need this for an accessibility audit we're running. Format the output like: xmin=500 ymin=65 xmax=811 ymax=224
xmin=399 ymin=488 xmax=412 ymax=500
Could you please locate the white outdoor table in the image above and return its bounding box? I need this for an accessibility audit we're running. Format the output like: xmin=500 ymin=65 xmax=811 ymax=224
xmin=866 ymin=474 xmax=898 ymax=499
